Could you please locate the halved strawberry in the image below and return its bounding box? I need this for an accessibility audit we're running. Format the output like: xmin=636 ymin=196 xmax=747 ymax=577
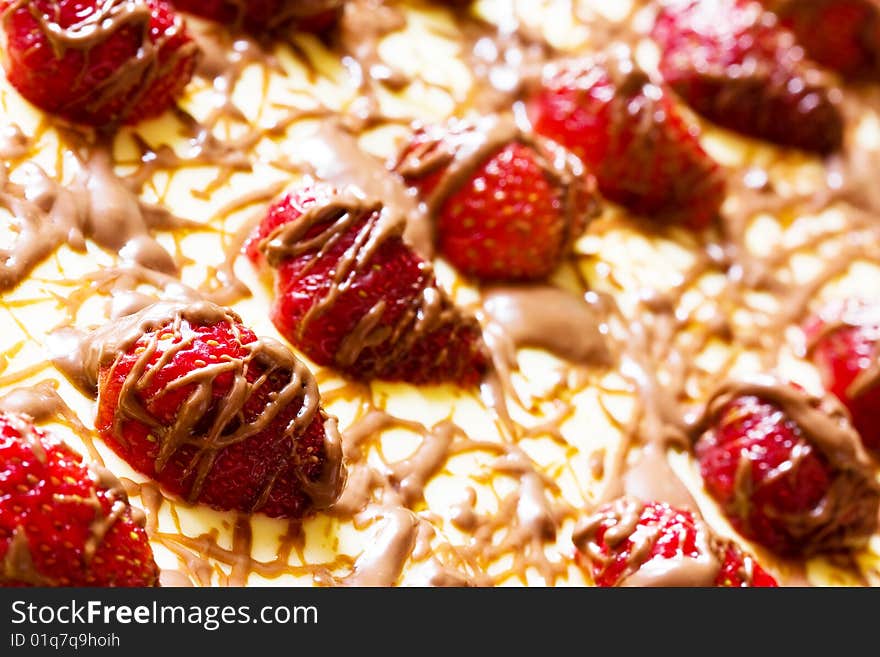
xmin=0 ymin=412 xmax=158 ymax=587
xmin=395 ymin=116 xmax=598 ymax=281
xmin=245 ymin=182 xmax=490 ymax=386
xmin=528 ymin=54 xmax=725 ymax=229
xmin=694 ymin=378 xmax=879 ymax=555
xmin=652 ymin=0 xmax=844 ymax=154
xmin=93 ymin=301 xmax=345 ymax=518
xmin=0 ymin=0 xmax=198 ymax=126
xmin=573 ymin=497 xmax=777 ymax=587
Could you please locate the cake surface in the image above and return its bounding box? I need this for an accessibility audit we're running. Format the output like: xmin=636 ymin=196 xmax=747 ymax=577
xmin=1 ymin=0 xmax=880 ymax=587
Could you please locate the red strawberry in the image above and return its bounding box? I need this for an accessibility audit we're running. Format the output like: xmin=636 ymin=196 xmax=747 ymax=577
xmin=0 ymin=412 xmax=158 ymax=587
xmin=765 ymin=0 xmax=880 ymax=80
xmin=806 ymin=299 xmax=880 ymax=454
xmin=0 ymin=0 xmax=198 ymax=127
xmin=94 ymin=301 xmax=344 ymax=518
xmin=714 ymin=542 xmax=779 ymax=587
xmin=245 ymin=182 xmax=489 ymax=386
xmin=528 ymin=54 xmax=725 ymax=230
xmin=652 ymin=0 xmax=844 ymax=154
xmin=573 ymin=497 xmax=777 ymax=587
xmin=694 ymin=378 xmax=880 ymax=555
xmin=170 ymin=0 xmax=343 ymax=33
xmin=395 ymin=116 xmax=597 ymax=281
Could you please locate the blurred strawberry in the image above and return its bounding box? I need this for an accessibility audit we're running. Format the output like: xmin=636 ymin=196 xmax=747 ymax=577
xmin=0 ymin=0 xmax=198 ymax=126
xmin=652 ymin=0 xmax=844 ymax=154
xmin=171 ymin=0 xmax=343 ymax=33
xmin=573 ymin=497 xmax=777 ymax=587
xmin=806 ymin=299 xmax=880 ymax=454
xmin=764 ymin=0 xmax=880 ymax=79
xmin=246 ymin=182 xmax=489 ymax=386
xmin=0 ymin=412 xmax=158 ymax=587
xmin=695 ymin=379 xmax=879 ymax=555
xmin=528 ymin=54 xmax=725 ymax=229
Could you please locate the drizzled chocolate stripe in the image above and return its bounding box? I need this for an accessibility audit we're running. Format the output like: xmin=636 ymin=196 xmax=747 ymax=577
xmin=50 ymin=300 xmax=343 ymax=509
xmin=0 ymin=161 xmax=83 ymax=292
xmin=7 ymin=0 xmax=152 ymax=55
xmin=0 ymin=134 xmax=199 ymax=292
xmin=0 ymin=527 xmax=52 ymax=586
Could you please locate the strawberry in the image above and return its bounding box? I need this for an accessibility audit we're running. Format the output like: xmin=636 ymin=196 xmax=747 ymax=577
xmin=527 ymin=54 xmax=725 ymax=230
xmin=245 ymin=182 xmax=489 ymax=386
xmin=94 ymin=301 xmax=344 ymax=519
xmin=573 ymin=497 xmax=777 ymax=587
xmin=0 ymin=0 xmax=198 ymax=127
xmin=652 ymin=0 xmax=844 ymax=154
xmin=714 ymin=542 xmax=780 ymax=587
xmin=764 ymin=0 xmax=880 ymax=80
xmin=0 ymin=412 xmax=159 ymax=587
xmin=394 ymin=116 xmax=598 ymax=281
xmin=694 ymin=379 xmax=880 ymax=555
xmin=170 ymin=0 xmax=343 ymax=33
xmin=806 ymin=299 xmax=880 ymax=454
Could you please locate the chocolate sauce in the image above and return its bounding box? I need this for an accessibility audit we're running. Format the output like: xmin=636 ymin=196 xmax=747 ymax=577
xmin=2 ymin=0 xmax=880 ymax=588
xmin=482 ymin=285 xmax=611 ymax=365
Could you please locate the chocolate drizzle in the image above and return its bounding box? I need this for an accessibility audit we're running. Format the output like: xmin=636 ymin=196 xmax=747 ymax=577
xmin=0 ymin=141 xmax=198 ymax=292
xmin=1 ymin=527 xmax=51 ymax=586
xmin=282 ymin=122 xmax=431 ymax=256
xmin=482 ymin=285 xmax=612 ymax=365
